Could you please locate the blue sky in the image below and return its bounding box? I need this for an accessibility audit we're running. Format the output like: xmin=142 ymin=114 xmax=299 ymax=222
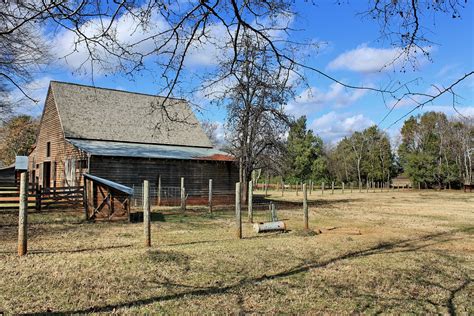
xmin=13 ymin=1 xmax=474 ymax=145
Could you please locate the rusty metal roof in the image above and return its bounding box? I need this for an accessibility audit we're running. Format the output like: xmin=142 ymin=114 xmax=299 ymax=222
xmin=68 ymin=139 xmax=235 ymax=161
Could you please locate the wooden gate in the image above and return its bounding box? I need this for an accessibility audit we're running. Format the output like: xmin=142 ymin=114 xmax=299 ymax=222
xmin=37 ymin=186 xmax=84 ymax=210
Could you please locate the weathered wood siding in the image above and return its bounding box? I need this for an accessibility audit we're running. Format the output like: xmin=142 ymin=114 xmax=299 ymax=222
xmin=89 ymin=156 xmax=238 ymax=195
xmin=28 ymin=88 xmax=87 ymax=187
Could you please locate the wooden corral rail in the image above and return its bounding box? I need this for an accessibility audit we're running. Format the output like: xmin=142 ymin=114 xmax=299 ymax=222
xmin=0 ymin=184 xmax=83 ymax=210
xmin=0 ymin=185 xmax=34 ymax=209
xmin=38 ymin=186 xmax=84 ymax=210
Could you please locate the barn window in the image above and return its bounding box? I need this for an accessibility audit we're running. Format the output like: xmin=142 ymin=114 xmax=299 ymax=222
xmin=46 ymin=142 xmax=51 ymax=157
xmin=77 ymin=159 xmax=88 ymax=169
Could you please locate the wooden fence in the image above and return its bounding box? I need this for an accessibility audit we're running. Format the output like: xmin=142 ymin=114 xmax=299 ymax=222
xmin=0 ymin=184 xmax=83 ymax=211
xmin=35 ymin=185 xmax=83 ymax=211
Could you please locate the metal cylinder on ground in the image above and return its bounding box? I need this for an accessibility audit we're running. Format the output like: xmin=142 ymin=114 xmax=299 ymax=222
xmin=253 ymin=221 xmax=286 ymax=233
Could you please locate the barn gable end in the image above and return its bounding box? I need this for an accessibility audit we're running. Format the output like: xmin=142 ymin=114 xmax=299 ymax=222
xmin=29 ymin=86 xmax=86 ymax=187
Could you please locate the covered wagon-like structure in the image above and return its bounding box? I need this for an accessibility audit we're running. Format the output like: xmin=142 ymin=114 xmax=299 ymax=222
xmin=28 ymin=81 xmax=238 ymax=218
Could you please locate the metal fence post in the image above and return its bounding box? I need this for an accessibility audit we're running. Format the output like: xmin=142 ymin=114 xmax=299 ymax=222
xmin=303 ymin=183 xmax=308 ymax=230
xmin=208 ymin=179 xmax=213 ymax=213
xmin=235 ymin=182 xmax=242 ymax=239
xmin=157 ymin=175 xmax=161 ymax=206
xmin=143 ymin=180 xmax=151 ymax=247
xmin=180 ymin=177 xmax=185 ymax=211
xmin=248 ymin=180 xmax=253 ymax=223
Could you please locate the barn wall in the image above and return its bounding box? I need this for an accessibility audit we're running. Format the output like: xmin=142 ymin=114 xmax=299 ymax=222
xmin=28 ymin=88 xmax=87 ymax=187
xmin=89 ymin=156 xmax=239 ymax=194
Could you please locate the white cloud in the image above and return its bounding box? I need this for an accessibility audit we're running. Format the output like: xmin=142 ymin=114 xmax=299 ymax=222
xmin=51 ymin=9 xmax=170 ymax=75
xmin=285 ymin=83 xmax=368 ymax=117
xmin=51 ymin=8 xmax=297 ymax=75
xmin=185 ymin=13 xmax=295 ymax=68
xmin=185 ymin=23 xmax=231 ymax=67
xmin=7 ymin=76 xmax=52 ymax=117
xmin=309 ymin=111 xmax=374 ymax=143
xmin=422 ymin=105 xmax=474 ymax=118
xmin=328 ymin=44 xmax=431 ymax=74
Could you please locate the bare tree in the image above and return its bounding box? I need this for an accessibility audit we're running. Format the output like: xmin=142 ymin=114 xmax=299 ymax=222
xmin=0 ymin=0 xmax=471 ymax=125
xmin=0 ymin=4 xmax=50 ymax=114
xmin=201 ymin=120 xmax=221 ymax=148
xmin=208 ymin=32 xmax=293 ymax=200
xmin=349 ymin=132 xmax=366 ymax=186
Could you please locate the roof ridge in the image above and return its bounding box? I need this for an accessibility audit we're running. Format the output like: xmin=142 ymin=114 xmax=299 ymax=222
xmin=65 ymin=137 xmax=214 ymax=149
xmin=50 ymin=80 xmax=187 ymax=101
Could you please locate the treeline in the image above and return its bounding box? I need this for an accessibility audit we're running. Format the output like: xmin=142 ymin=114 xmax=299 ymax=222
xmin=265 ymin=112 xmax=472 ymax=189
xmin=281 ymin=116 xmax=396 ymax=186
xmin=398 ymin=112 xmax=472 ymax=188
xmin=0 ymin=115 xmax=38 ymax=167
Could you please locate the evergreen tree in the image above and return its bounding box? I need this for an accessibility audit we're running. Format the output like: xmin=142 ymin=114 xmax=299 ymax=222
xmin=285 ymin=116 xmax=325 ymax=183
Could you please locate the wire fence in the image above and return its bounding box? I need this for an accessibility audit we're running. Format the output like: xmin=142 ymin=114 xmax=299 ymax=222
xmin=131 ymin=182 xmax=235 ymax=209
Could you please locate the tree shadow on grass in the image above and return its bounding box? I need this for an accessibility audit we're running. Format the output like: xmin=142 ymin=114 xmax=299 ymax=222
xmin=252 ymin=195 xmax=358 ymax=209
xmin=129 ymin=212 xmax=166 ymax=222
xmin=0 ymin=244 xmax=134 ymax=255
xmin=24 ymin=229 xmax=470 ymax=315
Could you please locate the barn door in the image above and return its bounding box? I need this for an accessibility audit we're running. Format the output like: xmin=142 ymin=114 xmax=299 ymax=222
xmin=64 ymin=158 xmax=76 ymax=187
xmin=43 ymin=162 xmax=51 ymax=188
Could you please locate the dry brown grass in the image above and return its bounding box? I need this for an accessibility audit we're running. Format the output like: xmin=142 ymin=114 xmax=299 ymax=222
xmin=0 ymin=190 xmax=472 ymax=314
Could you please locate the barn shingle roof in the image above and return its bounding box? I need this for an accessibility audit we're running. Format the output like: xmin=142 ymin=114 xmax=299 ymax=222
xmin=50 ymin=81 xmax=212 ymax=148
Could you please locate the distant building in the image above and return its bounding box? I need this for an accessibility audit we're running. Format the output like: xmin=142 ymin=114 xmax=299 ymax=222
xmin=28 ymin=81 xmax=238 ymax=199
xmin=391 ymin=175 xmax=412 ymax=188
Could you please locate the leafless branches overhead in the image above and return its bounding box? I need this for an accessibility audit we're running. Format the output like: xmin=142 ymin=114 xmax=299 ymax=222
xmin=0 ymin=0 xmax=471 ymax=126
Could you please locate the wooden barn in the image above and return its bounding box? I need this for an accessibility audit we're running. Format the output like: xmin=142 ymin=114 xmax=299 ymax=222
xmin=28 ymin=81 xmax=238 ymax=215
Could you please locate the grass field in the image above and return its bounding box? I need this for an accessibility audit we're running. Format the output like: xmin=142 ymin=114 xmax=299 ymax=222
xmin=0 ymin=190 xmax=473 ymax=314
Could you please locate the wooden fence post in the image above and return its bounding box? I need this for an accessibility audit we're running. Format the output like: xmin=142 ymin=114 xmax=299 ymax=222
xmin=350 ymin=182 xmax=353 ymax=193
xmin=264 ymin=178 xmax=268 ymax=196
xmin=143 ymin=180 xmax=151 ymax=247
xmin=296 ymin=182 xmax=299 ymax=196
xmin=303 ymin=183 xmax=308 ymax=230
xmin=35 ymin=183 xmax=41 ymax=212
xmin=18 ymin=172 xmax=28 ymax=256
xmin=248 ymin=180 xmax=253 ymax=223
xmin=271 ymin=202 xmax=277 ymax=221
xmin=235 ymin=182 xmax=242 ymax=239
xmin=157 ymin=175 xmax=161 ymax=206
xmin=366 ymin=181 xmax=369 ymax=193
xmin=208 ymin=179 xmax=213 ymax=213
xmin=322 ymin=181 xmax=325 ymax=195
xmin=331 ymin=181 xmax=334 ymax=194
xmin=281 ymin=177 xmax=284 ymax=196
xmin=342 ymin=182 xmax=345 ymax=194
xmin=310 ymin=180 xmax=313 ymax=195
xmin=83 ymin=178 xmax=88 ymax=220
xmin=180 ymin=177 xmax=185 ymax=211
